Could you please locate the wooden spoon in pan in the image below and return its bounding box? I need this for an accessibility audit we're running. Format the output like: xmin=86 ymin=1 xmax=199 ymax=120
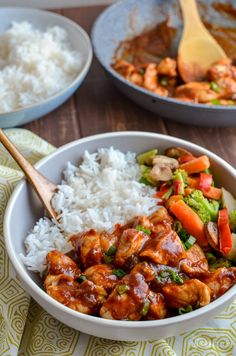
xmin=178 ymin=0 xmax=227 ymax=82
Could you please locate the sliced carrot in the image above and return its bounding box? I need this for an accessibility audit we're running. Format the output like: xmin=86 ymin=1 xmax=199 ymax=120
xmin=165 ymin=195 xmax=182 ymax=209
xmin=180 ymin=155 xmax=210 ymax=174
xmin=187 ymin=176 xmax=199 ymax=188
xmin=202 ymin=186 xmax=222 ymax=200
xmin=169 ymin=199 xmax=208 ymax=247
xmin=184 ymin=188 xmax=194 ymax=196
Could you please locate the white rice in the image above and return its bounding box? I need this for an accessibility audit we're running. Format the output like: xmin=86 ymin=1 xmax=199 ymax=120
xmin=0 ymin=21 xmax=83 ymax=113
xmin=20 ymin=147 xmax=158 ymax=273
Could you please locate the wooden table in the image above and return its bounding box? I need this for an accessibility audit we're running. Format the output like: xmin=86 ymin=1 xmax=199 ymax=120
xmin=24 ymin=5 xmax=236 ymax=167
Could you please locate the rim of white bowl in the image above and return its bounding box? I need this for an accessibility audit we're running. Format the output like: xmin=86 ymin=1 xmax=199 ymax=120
xmin=4 ymin=131 xmax=236 ymax=329
xmin=91 ymin=0 xmax=236 ymax=112
xmin=0 ymin=7 xmax=93 ymax=116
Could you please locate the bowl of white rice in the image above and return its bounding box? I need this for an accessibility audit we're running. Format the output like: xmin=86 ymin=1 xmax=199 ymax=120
xmin=0 ymin=8 xmax=92 ymax=128
xmin=4 ymin=131 xmax=236 ymax=341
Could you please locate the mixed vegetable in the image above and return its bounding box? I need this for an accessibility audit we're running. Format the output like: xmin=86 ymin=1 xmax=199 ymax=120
xmin=43 ymin=147 xmax=236 ymax=320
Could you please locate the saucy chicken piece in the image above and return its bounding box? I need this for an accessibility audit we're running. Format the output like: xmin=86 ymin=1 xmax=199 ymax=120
xmin=175 ymin=82 xmax=219 ymax=103
xmin=162 ymin=279 xmax=211 ymax=308
xmin=200 ymin=267 xmax=236 ymax=299
xmin=207 ymin=58 xmax=236 ymax=81
xmin=149 ymin=208 xmax=173 ymax=236
xmin=68 ymin=280 xmax=107 ymax=314
xmin=129 ymin=72 xmax=144 ymax=86
xmin=44 ymin=274 xmax=79 ymax=305
xmin=139 ymin=230 xmax=186 ymax=267
xmin=146 ymin=291 xmax=168 ymax=320
xmin=44 ymin=274 xmax=106 ymax=314
xmin=99 ymin=231 xmax=118 ymax=255
xmin=70 ymin=229 xmax=102 ymax=268
xmin=112 ymin=59 xmax=135 ymax=79
xmin=180 ymin=243 xmax=209 ymax=278
xmin=131 ymin=262 xmax=156 ymax=282
xmin=157 ymin=57 xmax=177 ymax=77
xmin=154 ymin=86 xmax=169 ymax=97
xmin=216 ymin=77 xmax=236 ymax=99
xmin=143 ymin=63 xmax=158 ymax=91
xmin=115 ymin=228 xmax=150 ymax=266
xmin=83 ymin=264 xmax=118 ymax=291
xmin=132 ymin=215 xmax=153 ymax=231
xmin=100 ymin=273 xmax=149 ymax=320
xmin=46 ymin=250 xmax=80 ymax=279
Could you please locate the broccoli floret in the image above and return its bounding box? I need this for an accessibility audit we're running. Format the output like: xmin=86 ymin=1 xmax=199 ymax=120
xmin=172 ymin=169 xmax=188 ymax=186
xmin=184 ymin=189 xmax=219 ymax=223
xmin=229 ymin=210 xmax=236 ymax=232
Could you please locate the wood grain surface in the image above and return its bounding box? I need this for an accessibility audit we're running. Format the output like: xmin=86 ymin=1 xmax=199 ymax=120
xmin=24 ymin=5 xmax=236 ymax=167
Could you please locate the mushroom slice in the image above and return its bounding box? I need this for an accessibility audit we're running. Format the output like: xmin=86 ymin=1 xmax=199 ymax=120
xmin=149 ymin=165 xmax=172 ymax=182
xmin=152 ymin=155 xmax=179 ymax=169
xmin=165 ymin=147 xmax=193 ymax=159
xmin=204 ymin=222 xmax=219 ymax=251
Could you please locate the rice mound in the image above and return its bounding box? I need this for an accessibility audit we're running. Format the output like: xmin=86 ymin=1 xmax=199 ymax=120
xmin=0 ymin=21 xmax=82 ymax=113
xmin=20 ymin=147 xmax=158 ymax=273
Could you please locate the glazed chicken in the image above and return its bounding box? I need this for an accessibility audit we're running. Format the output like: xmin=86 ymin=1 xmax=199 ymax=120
xmin=100 ymin=273 xmax=149 ymax=320
xmin=44 ymin=208 xmax=236 ymax=320
xmin=180 ymin=243 xmax=209 ymax=278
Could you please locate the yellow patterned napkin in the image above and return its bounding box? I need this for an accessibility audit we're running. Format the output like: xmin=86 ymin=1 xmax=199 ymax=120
xmin=1 ymin=128 xmax=236 ymax=356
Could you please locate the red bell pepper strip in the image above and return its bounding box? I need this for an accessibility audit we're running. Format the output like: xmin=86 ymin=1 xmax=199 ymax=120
xmin=218 ymin=208 xmax=233 ymax=255
xmin=173 ymin=180 xmax=182 ymax=195
xmin=198 ymin=173 xmax=212 ymax=192
xmin=178 ymin=154 xmax=196 ymax=164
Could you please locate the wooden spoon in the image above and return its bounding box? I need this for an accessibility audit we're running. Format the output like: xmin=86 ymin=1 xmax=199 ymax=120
xmin=178 ymin=0 xmax=227 ymax=83
xmin=0 ymin=128 xmax=57 ymax=220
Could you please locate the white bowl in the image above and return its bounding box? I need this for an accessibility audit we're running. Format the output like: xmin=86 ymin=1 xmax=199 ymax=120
xmin=4 ymin=131 xmax=236 ymax=341
xmin=0 ymin=8 xmax=92 ymax=128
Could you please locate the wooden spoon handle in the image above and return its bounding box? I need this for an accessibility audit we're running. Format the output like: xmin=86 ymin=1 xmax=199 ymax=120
xmin=0 ymin=128 xmax=57 ymax=220
xmin=179 ymin=0 xmax=205 ymax=34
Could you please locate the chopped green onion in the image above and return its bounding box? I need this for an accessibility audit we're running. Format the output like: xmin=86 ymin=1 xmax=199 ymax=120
xmin=139 ymin=165 xmax=156 ymax=186
xmin=173 ymin=220 xmax=182 ymax=234
xmin=112 ymin=268 xmax=126 ymax=278
xmin=173 ymin=274 xmax=184 ymax=284
xmin=136 ymin=225 xmax=151 ymax=235
xmin=139 ymin=68 xmax=145 ymax=75
xmin=184 ymin=236 xmax=196 ymax=249
xmin=210 ymin=82 xmax=221 ymax=93
xmin=162 ymin=186 xmax=174 ymax=200
xmin=211 ymin=98 xmax=222 ymax=106
xmin=205 ymin=252 xmax=217 ymax=265
xmin=137 ymin=149 xmax=158 ymax=165
xmin=160 ymin=77 xmax=168 ymax=86
xmin=117 ymin=284 xmax=128 ymax=295
xmin=77 ymin=275 xmax=87 ymax=283
xmin=139 ymin=176 xmax=153 ymax=186
xmin=140 ymin=299 xmax=150 ymax=316
xmin=157 ymin=268 xmax=183 ymax=284
xmin=107 ymin=245 xmax=117 ymax=256
xmin=178 ymin=305 xmax=193 ymax=314
xmin=103 ymin=255 xmax=113 ymax=264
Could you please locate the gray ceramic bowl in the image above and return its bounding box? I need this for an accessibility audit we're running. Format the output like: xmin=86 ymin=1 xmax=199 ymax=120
xmin=0 ymin=8 xmax=92 ymax=128
xmin=4 ymin=131 xmax=236 ymax=341
xmin=92 ymin=0 xmax=236 ymax=127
